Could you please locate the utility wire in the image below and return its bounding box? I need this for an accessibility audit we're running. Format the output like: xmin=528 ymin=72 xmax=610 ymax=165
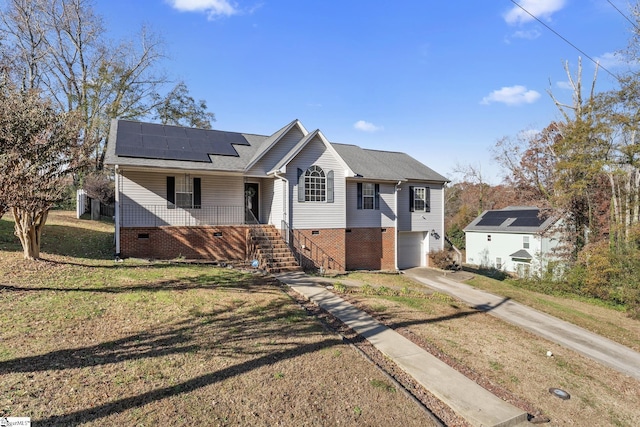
xmin=606 ymin=0 xmax=639 ymax=32
xmin=509 ymin=0 xmax=619 ymax=82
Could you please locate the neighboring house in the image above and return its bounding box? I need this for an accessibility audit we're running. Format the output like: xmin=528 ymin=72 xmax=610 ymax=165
xmin=464 ymin=206 xmax=561 ymax=277
xmin=104 ymin=119 xmax=448 ymax=272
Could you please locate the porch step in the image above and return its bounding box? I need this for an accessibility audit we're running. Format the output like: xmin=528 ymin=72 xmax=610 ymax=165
xmin=249 ymin=225 xmax=302 ymax=274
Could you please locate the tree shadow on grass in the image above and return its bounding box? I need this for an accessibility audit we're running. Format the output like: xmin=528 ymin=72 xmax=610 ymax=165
xmin=0 ymin=272 xmax=282 ymax=294
xmin=0 ymin=287 xmax=339 ymax=426
xmin=369 ymin=297 xmax=512 ymax=330
xmin=33 ymin=338 xmax=338 ymax=426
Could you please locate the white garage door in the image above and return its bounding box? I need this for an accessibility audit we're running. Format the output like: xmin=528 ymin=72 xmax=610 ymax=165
xmin=398 ymin=232 xmax=425 ymax=270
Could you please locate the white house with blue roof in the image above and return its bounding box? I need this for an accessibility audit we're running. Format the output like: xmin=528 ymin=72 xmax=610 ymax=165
xmin=104 ymin=119 xmax=449 ymax=272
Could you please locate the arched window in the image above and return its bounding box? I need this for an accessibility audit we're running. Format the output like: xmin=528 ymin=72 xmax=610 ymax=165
xmin=305 ymin=165 xmax=326 ymax=202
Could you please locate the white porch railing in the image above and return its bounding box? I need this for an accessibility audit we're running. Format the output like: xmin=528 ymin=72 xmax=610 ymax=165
xmin=120 ymin=204 xmax=251 ymax=227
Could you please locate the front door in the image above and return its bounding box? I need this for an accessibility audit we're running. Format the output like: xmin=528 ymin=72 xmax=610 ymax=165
xmin=244 ymin=183 xmax=259 ymax=223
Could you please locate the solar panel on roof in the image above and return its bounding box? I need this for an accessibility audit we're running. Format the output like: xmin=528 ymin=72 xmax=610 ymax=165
xmin=511 ymin=217 xmax=545 ymax=227
xmin=476 ymin=209 xmax=547 ymax=228
xmin=114 ymin=120 xmax=251 ymax=162
xmin=476 ymin=211 xmax=509 ymax=226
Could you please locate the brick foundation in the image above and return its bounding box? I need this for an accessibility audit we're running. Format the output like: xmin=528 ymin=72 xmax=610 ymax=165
xmin=346 ymin=227 xmax=396 ymax=270
xmin=292 ymin=228 xmax=346 ymax=271
xmin=120 ymin=226 xmax=249 ymax=260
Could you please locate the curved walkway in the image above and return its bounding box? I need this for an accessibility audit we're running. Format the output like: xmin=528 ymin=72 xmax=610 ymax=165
xmin=276 ymin=271 xmax=529 ymax=427
xmin=404 ymin=268 xmax=640 ymax=381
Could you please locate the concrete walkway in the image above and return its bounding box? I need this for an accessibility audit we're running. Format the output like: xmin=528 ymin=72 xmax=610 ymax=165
xmin=404 ymin=268 xmax=640 ymax=381
xmin=276 ymin=272 xmax=529 ymax=427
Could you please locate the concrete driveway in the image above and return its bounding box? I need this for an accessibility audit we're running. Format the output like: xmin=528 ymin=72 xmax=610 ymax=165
xmin=403 ymin=268 xmax=640 ymax=381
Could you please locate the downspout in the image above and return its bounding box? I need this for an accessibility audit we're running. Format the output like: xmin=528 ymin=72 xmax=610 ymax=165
xmin=274 ymin=170 xmax=289 ymax=240
xmin=441 ymin=181 xmax=446 ymax=251
xmin=114 ymin=165 xmax=121 ymax=258
xmin=394 ymin=180 xmax=402 ymax=270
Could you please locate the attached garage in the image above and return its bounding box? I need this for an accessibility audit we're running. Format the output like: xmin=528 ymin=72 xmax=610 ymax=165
xmin=397 ymin=231 xmax=426 ymax=269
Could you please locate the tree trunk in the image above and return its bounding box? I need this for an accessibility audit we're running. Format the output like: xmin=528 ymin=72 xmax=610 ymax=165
xmin=12 ymin=207 xmax=49 ymax=260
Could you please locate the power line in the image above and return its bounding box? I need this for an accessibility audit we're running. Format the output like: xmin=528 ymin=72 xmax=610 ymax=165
xmin=508 ymin=0 xmax=619 ymax=82
xmin=606 ymin=0 xmax=639 ymax=32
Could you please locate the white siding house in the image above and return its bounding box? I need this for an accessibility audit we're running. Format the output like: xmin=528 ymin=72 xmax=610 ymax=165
xmin=104 ymin=119 xmax=449 ymax=271
xmin=464 ymin=207 xmax=561 ymax=277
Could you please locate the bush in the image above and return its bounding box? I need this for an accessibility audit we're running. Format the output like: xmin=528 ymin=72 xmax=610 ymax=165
xmin=429 ymin=249 xmax=458 ymax=270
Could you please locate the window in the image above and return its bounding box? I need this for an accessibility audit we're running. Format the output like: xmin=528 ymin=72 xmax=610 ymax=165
xmin=305 ymin=166 xmax=325 ymax=202
xmin=523 ymin=235 xmax=530 ymax=249
xmin=167 ymin=175 xmax=201 ymax=209
xmin=496 ymin=257 xmax=502 ymax=269
xmin=362 ymin=183 xmax=374 ymax=209
xmin=176 ymin=174 xmax=193 ymax=208
xmin=409 ymin=186 xmax=430 ymax=212
xmin=298 ymin=166 xmax=334 ymax=203
xmin=357 ymin=183 xmax=380 ymax=210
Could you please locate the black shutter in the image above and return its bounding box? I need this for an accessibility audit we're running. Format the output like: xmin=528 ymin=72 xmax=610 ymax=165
xmin=193 ymin=178 xmax=201 ymax=209
xmin=409 ymin=186 xmax=415 ymax=212
xmin=167 ymin=176 xmax=175 ymax=209
xmin=297 ymin=168 xmax=305 ymax=202
xmin=357 ymin=183 xmax=363 ymax=209
xmin=425 ymin=187 xmax=430 ymax=212
xmin=374 ymin=184 xmax=380 ymax=210
xmin=326 ymin=170 xmax=334 ymax=203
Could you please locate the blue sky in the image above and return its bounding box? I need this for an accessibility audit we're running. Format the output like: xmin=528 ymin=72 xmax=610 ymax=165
xmin=95 ymin=0 xmax=634 ymax=183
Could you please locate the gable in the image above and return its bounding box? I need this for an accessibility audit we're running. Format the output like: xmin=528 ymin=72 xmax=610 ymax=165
xmin=245 ymin=125 xmax=306 ymax=176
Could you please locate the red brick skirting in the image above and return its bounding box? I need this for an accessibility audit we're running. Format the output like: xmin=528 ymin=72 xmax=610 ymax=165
xmin=345 ymin=227 xmax=396 ymax=271
xmin=121 ymin=225 xmax=397 ymax=270
xmin=120 ymin=226 xmax=249 ymax=260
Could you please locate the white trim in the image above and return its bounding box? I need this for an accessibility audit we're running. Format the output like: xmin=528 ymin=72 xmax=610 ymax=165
xmin=267 ymin=129 xmax=355 ymax=177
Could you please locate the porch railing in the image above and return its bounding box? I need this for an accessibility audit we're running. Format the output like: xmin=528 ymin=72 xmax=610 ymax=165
xmin=120 ymin=204 xmax=247 ymax=227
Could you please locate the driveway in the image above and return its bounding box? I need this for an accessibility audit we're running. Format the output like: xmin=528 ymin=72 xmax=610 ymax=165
xmin=403 ymin=268 xmax=640 ymax=381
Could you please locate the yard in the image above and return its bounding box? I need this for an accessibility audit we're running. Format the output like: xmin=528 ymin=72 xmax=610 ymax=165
xmin=1 ymin=211 xmax=638 ymax=426
xmin=0 ymin=212 xmax=436 ymax=426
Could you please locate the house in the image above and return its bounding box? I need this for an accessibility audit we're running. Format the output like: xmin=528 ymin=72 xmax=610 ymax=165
xmin=104 ymin=119 xmax=448 ymax=272
xmin=464 ymin=206 xmax=561 ymax=277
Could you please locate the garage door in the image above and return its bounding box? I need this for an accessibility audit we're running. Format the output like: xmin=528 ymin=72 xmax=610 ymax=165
xmin=398 ymin=232 xmax=425 ymax=269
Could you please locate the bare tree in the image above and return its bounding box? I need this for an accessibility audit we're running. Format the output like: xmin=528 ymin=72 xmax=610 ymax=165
xmin=0 ymin=0 xmax=214 ymax=170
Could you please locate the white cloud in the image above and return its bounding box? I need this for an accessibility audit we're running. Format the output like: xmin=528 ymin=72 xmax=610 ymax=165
xmin=504 ymin=0 xmax=566 ymax=25
xmin=354 ymin=120 xmax=383 ymax=132
xmin=556 ymin=80 xmax=573 ymax=90
xmin=512 ymin=29 xmax=541 ymax=40
xmin=481 ymin=85 xmax=541 ymax=106
xmin=594 ymin=51 xmax=628 ymax=70
xmin=168 ymin=0 xmax=238 ymax=19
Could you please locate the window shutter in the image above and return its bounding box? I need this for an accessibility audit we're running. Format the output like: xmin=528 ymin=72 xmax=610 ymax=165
xmin=374 ymin=184 xmax=380 ymax=210
xmin=327 ymin=170 xmax=334 ymax=203
xmin=297 ymin=168 xmax=305 ymax=202
xmin=425 ymin=187 xmax=431 ymax=212
xmin=193 ymin=178 xmax=201 ymax=209
xmin=409 ymin=186 xmax=415 ymax=212
xmin=167 ymin=176 xmax=175 ymax=209
xmin=357 ymin=183 xmax=363 ymax=209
